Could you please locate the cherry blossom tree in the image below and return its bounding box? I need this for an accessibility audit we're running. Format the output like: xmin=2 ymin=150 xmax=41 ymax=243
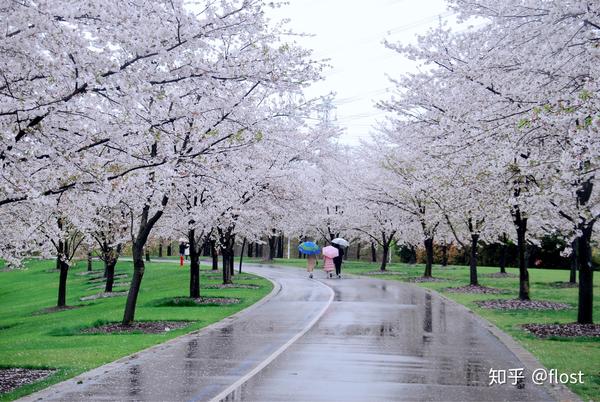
xmin=380 ymin=0 xmax=598 ymax=321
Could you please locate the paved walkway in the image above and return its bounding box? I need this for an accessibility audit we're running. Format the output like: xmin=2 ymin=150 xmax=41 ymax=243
xmin=22 ymin=263 xmax=558 ymax=401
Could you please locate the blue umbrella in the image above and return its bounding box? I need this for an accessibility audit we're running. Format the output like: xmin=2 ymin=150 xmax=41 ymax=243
xmin=298 ymin=241 xmax=320 ymax=255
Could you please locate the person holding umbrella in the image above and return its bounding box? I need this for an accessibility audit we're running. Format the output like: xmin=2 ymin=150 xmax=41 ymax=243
xmin=298 ymin=241 xmax=320 ymax=279
xmin=331 ymin=238 xmax=349 ymax=278
xmin=322 ymin=245 xmax=339 ymax=279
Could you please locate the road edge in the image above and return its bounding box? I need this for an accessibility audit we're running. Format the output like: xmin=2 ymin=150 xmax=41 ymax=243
xmin=428 ymin=289 xmax=582 ymax=402
xmin=19 ymin=273 xmax=281 ymax=402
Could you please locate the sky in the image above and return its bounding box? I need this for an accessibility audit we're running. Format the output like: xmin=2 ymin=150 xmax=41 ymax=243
xmin=267 ymin=0 xmax=451 ymax=144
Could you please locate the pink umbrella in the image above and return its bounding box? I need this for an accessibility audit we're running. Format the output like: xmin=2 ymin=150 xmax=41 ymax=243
xmin=322 ymin=245 xmax=339 ymax=258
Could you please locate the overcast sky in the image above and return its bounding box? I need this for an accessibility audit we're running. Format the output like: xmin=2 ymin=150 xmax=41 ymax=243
xmin=267 ymin=0 xmax=451 ymax=144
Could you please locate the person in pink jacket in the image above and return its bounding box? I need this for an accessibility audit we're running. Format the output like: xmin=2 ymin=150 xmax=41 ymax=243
xmin=323 ymin=255 xmax=335 ymax=278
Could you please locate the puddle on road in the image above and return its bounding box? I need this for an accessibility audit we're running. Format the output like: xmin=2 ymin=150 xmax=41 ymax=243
xmin=128 ymin=365 xmax=141 ymax=396
xmin=423 ymin=293 xmax=433 ymax=333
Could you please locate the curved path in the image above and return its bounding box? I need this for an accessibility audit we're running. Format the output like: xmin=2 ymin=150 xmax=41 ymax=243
xmin=22 ymin=263 xmax=558 ymax=401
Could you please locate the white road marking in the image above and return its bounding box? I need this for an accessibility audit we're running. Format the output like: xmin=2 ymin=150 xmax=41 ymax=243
xmin=208 ymin=277 xmax=334 ymax=402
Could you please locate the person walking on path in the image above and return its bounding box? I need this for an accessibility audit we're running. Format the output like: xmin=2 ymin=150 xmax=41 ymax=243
xmin=306 ymin=254 xmax=317 ymax=278
xmin=298 ymin=241 xmax=321 ymax=279
xmin=323 ymin=254 xmax=335 ymax=278
xmin=332 ymin=243 xmax=344 ymax=278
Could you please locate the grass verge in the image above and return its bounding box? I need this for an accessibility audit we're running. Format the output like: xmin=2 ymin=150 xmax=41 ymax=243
xmin=0 ymin=259 xmax=271 ymax=401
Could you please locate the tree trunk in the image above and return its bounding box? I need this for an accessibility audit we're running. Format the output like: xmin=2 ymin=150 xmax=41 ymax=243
xmin=247 ymin=241 xmax=253 ymax=258
xmin=370 ymin=242 xmax=377 ymax=263
xmin=56 ymin=228 xmax=68 ymax=307
xmin=277 ymin=235 xmax=284 ymax=258
xmin=570 ymin=238 xmax=578 ymax=284
xmin=57 ymin=258 xmax=69 ymax=307
xmin=222 ymin=250 xmax=233 ymax=284
xmin=202 ymin=238 xmax=211 ymax=257
xmin=122 ymin=242 xmax=145 ymax=325
xmin=469 ymin=234 xmax=479 ymax=286
xmin=211 ymin=240 xmax=218 ymax=271
xmin=145 ymin=248 xmax=150 ymax=262
xmin=120 ymin=162 xmax=167 ymax=324
xmin=380 ymin=243 xmax=389 ymax=271
xmin=158 ymin=243 xmax=163 ymax=258
xmin=103 ymin=258 xmax=110 ymax=283
xmin=499 ymin=242 xmax=507 ymax=274
xmin=577 ymin=225 xmax=594 ymax=324
xmin=87 ymin=251 xmax=93 ymax=271
xmin=189 ymin=229 xmax=200 ymax=299
xmin=167 ymin=243 xmax=172 ymax=256
xmin=122 ymin=197 xmax=167 ymax=325
xmin=441 ymin=243 xmax=448 ymax=267
xmin=104 ymin=256 xmax=117 ymax=293
xmin=409 ymin=245 xmax=417 ymax=264
xmin=267 ymin=235 xmax=277 ymax=261
xmin=423 ymin=237 xmax=434 ymax=277
xmin=239 ymin=238 xmax=246 ymax=273
xmin=515 ymin=212 xmax=530 ymax=300
xmin=356 ymin=243 xmax=361 ymax=260
xmin=218 ymin=229 xmax=235 ymax=284
xmin=229 ymin=235 xmax=235 ymax=277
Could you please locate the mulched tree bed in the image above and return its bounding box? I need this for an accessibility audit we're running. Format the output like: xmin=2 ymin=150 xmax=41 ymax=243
xmin=202 ymin=275 xmax=256 ymax=281
xmin=87 ymin=273 xmax=128 ymax=284
xmin=76 ymin=270 xmax=106 ymax=276
xmin=231 ymin=276 xmax=256 ymax=281
xmin=81 ymin=321 xmax=190 ymax=334
xmin=363 ymin=271 xmax=406 ymax=276
xmin=547 ymin=281 xmax=578 ymax=289
xmin=153 ymin=296 xmax=241 ymax=307
xmin=204 ymin=284 xmax=259 ymax=289
xmin=33 ymin=305 xmax=81 ymax=316
xmin=522 ymin=323 xmax=600 ymax=338
xmin=79 ymin=291 xmax=128 ymax=301
xmin=89 ymin=282 xmax=130 ymax=290
xmin=482 ymin=272 xmax=518 ymax=278
xmin=444 ymin=285 xmax=509 ymax=294
xmin=475 ymin=299 xmax=572 ymax=310
xmin=407 ymin=277 xmax=447 ymax=283
xmin=0 ymin=368 xmax=55 ymax=394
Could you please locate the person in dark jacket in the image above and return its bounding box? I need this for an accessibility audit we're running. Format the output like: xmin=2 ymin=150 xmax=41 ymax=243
xmin=179 ymin=242 xmax=186 ymax=266
xmin=332 ymin=243 xmax=344 ymax=278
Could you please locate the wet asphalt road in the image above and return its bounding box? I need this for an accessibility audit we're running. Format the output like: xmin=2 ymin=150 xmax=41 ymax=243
xmin=21 ymin=263 xmax=554 ymax=402
xmin=232 ymin=271 xmax=553 ymax=401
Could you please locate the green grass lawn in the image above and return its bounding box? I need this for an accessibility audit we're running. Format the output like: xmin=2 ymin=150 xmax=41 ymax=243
xmin=0 ymin=259 xmax=272 ymax=401
xmin=261 ymin=258 xmax=599 ymax=401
